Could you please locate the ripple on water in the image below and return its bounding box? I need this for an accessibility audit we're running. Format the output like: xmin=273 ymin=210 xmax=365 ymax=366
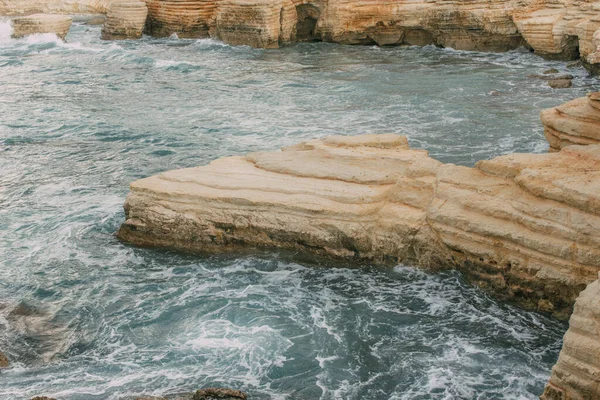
xmin=0 ymin=22 xmax=582 ymax=400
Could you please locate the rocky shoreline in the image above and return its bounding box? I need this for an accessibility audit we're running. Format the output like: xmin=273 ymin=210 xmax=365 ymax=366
xmin=3 ymin=0 xmax=600 ymax=74
xmin=117 ymin=95 xmax=600 ymax=399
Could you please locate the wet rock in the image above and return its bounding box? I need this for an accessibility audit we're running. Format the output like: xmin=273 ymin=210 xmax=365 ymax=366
xmin=192 ymin=388 xmax=247 ymax=400
xmin=567 ymin=60 xmax=582 ymax=68
xmin=547 ymin=79 xmax=572 ymax=89
xmin=31 ymin=397 xmax=57 ymax=400
xmin=11 ymin=14 xmax=72 ymax=41
xmin=118 ymin=133 xmax=600 ymax=319
xmin=0 ymin=351 xmax=9 ymax=368
xmin=528 ymin=73 xmax=573 ymax=80
xmin=543 ymin=68 xmax=559 ymax=74
xmin=101 ymin=1 xmax=148 ymax=40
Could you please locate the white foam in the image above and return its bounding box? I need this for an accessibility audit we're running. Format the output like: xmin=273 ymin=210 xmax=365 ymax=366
xmin=0 ymin=19 xmax=12 ymax=43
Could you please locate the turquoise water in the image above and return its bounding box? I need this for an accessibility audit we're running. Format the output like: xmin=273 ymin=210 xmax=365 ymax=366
xmin=1 ymin=21 xmax=595 ymax=399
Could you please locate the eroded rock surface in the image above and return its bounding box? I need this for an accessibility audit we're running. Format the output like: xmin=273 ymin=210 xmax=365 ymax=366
xmin=11 ymin=14 xmax=73 ymax=40
xmin=101 ymin=0 xmax=148 ymax=39
xmin=541 ymin=92 xmax=600 ymax=151
xmin=118 ymin=134 xmax=600 ymax=319
xmin=0 ymin=0 xmax=115 ymax=16
xmin=541 ymin=277 xmax=600 ymax=400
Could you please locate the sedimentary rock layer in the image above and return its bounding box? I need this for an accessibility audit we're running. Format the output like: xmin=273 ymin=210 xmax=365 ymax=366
xmin=118 ymin=134 xmax=600 ymax=319
xmin=541 ymin=92 xmax=600 ymax=151
xmin=541 ymin=277 xmax=600 ymax=400
xmin=0 ymin=0 xmax=114 ymax=16
xmin=11 ymin=14 xmax=73 ymax=40
xmin=143 ymin=0 xmax=217 ymax=38
xmin=101 ymin=0 xmax=148 ymax=39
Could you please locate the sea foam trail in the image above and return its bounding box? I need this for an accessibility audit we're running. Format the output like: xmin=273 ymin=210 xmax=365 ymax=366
xmin=0 ymin=19 xmax=13 ymax=43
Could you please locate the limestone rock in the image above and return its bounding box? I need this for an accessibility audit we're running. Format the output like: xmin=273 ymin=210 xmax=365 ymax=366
xmin=215 ymin=0 xmax=296 ymax=48
xmin=101 ymin=0 xmax=148 ymax=40
xmin=118 ymin=134 xmax=600 ymax=318
xmin=540 ymin=278 xmax=600 ymax=400
xmin=11 ymin=14 xmax=72 ymax=40
xmin=143 ymin=0 xmax=218 ymax=38
xmin=541 ymin=92 xmax=600 ymax=151
xmin=0 ymin=0 xmax=115 ymax=16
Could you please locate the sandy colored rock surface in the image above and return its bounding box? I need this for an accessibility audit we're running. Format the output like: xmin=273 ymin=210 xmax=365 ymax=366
xmin=143 ymin=0 xmax=218 ymax=38
xmin=0 ymin=0 xmax=115 ymax=16
xmin=540 ymin=278 xmax=600 ymax=400
xmin=118 ymin=133 xmax=600 ymax=319
xmin=11 ymin=14 xmax=73 ymax=40
xmin=101 ymin=0 xmax=147 ymax=39
xmin=541 ymin=92 xmax=600 ymax=151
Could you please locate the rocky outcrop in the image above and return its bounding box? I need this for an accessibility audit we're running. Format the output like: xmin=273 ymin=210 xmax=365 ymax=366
xmin=101 ymin=0 xmax=147 ymax=39
xmin=193 ymin=388 xmax=247 ymax=400
xmin=0 ymin=0 xmax=114 ymax=16
xmin=541 ymin=277 xmax=600 ymax=400
xmin=11 ymin=14 xmax=73 ymax=40
xmin=541 ymin=92 xmax=600 ymax=151
xmin=118 ymin=134 xmax=600 ymax=319
xmin=513 ymin=1 xmax=600 ymax=70
xmin=143 ymin=0 xmax=218 ymax=38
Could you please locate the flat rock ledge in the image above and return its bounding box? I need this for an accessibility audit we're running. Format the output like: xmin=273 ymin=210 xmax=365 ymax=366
xmin=541 ymin=277 xmax=600 ymax=400
xmin=541 ymin=92 xmax=600 ymax=151
xmin=118 ymin=133 xmax=600 ymax=320
xmin=101 ymin=0 xmax=148 ymax=40
xmin=11 ymin=14 xmax=72 ymax=40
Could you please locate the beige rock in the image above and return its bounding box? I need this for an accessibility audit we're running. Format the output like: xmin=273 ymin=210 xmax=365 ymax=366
xmin=540 ymin=278 xmax=600 ymax=400
xmin=0 ymin=0 xmax=115 ymax=16
xmin=118 ymin=134 xmax=600 ymax=319
xmin=143 ymin=0 xmax=218 ymax=38
xmin=541 ymin=92 xmax=600 ymax=151
xmin=11 ymin=14 xmax=73 ymax=40
xmin=101 ymin=0 xmax=148 ymax=40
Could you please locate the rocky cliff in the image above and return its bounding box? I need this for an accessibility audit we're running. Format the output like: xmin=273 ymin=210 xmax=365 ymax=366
xmin=11 ymin=14 xmax=73 ymax=39
xmin=541 ymin=277 xmax=600 ymax=400
xmin=118 ymin=133 xmax=600 ymax=320
xmin=136 ymin=0 xmax=600 ymax=72
xmin=541 ymin=92 xmax=600 ymax=151
xmin=0 ymin=0 xmax=114 ymax=15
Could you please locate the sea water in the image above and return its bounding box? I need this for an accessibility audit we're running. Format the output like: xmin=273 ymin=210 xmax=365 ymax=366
xmin=1 ymin=21 xmax=596 ymax=399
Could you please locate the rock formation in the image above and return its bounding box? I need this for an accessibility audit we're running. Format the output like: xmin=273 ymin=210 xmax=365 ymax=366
xmin=143 ymin=0 xmax=217 ymax=38
xmin=0 ymin=0 xmax=114 ymax=16
xmin=101 ymin=0 xmax=148 ymax=40
xmin=11 ymin=14 xmax=73 ymax=40
xmin=118 ymin=133 xmax=600 ymax=319
xmin=541 ymin=92 xmax=600 ymax=151
xmin=540 ymin=277 xmax=600 ymax=400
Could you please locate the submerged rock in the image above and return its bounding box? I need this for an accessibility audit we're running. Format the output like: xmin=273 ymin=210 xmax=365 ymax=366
xmin=547 ymin=78 xmax=572 ymax=89
xmin=0 ymin=351 xmax=9 ymax=368
xmin=193 ymin=388 xmax=247 ymax=400
xmin=540 ymin=277 xmax=600 ymax=400
xmin=101 ymin=1 xmax=148 ymax=40
xmin=31 ymin=397 xmax=57 ymax=400
xmin=119 ymin=133 xmax=600 ymax=319
xmin=11 ymin=14 xmax=72 ymax=40
xmin=541 ymin=92 xmax=600 ymax=150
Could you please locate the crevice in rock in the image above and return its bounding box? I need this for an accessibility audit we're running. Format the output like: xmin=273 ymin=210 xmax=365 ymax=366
xmin=295 ymin=4 xmax=321 ymax=42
